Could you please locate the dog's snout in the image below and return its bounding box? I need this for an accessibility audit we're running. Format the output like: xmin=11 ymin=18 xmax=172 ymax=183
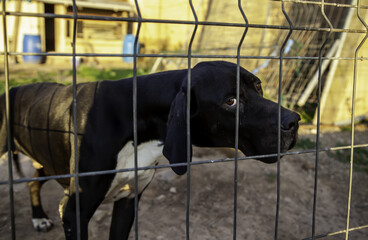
xmin=281 ymin=112 xmax=301 ymax=131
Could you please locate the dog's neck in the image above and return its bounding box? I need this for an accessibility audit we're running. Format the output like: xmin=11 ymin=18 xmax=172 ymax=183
xmin=136 ymin=70 xmax=186 ymax=143
xmin=109 ymin=69 xmax=187 ymax=144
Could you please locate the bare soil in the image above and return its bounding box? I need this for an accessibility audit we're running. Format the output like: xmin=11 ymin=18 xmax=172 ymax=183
xmin=0 ymin=125 xmax=367 ymax=240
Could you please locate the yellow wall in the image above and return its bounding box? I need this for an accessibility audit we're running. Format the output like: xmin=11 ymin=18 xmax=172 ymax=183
xmin=319 ymin=7 xmax=368 ymax=124
xmin=138 ymin=0 xmax=209 ymax=53
xmin=0 ymin=1 xmax=43 ymax=54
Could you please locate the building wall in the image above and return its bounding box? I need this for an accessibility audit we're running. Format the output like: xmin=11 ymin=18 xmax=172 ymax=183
xmin=0 ymin=1 xmax=43 ymax=55
xmin=54 ymin=6 xmax=127 ymax=54
xmin=137 ymin=0 xmax=210 ymax=53
xmin=195 ymin=0 xmax=285 ymax=69
xmin=1 ymin=0 xmax=367 ymax=123
xmin=1 ymin=1 xmax=132 ymax=64
xmin=319 ymin=7 xmax=368 ymax=124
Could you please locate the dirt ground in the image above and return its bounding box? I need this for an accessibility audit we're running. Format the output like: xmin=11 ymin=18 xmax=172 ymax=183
xmin=0 ymin=125 xmax=367 ymax=240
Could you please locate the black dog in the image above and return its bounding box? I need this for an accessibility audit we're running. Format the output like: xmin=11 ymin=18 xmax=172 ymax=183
xmin=0 ymin=61 xmax=300 ymax=239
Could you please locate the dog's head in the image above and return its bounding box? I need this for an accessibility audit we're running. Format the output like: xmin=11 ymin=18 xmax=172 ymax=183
xmin=163 ymin=61 xmax=300 ymax=175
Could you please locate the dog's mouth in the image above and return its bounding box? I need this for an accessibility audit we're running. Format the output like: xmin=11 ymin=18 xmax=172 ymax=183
xmin=240 ymin=127 xmax=299 ymax=164
xmin=281 ymin=126 xmax=299 ymax=151
xmin=287 ymin=132 xmax=298 ymax=150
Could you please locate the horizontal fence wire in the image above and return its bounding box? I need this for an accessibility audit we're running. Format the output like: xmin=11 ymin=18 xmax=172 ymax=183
xmin=2 ymin=143 xmax=367 ymax=186
xmin=1 ymin=10 xmax=368 ymax=34
xmin=303 ymin=224 xmax=368 ymax=240
xmin=4 ymin=51 xmax=368 ymax=62
xmin=1 ymin=0 xmax=368 ymax=239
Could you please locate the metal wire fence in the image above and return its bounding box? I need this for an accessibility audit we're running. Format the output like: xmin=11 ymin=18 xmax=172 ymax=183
xmin=1 ymin=0 xmax=368 ymax=239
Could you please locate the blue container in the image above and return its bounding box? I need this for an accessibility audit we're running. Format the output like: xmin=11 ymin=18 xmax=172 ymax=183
xmin=23 ymin=34 xmax=42 ymax=64
xmin=123 ymin=34 xmax=139 ymax=63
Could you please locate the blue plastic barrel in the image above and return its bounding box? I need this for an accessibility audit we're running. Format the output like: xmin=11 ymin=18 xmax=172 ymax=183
xmin=23 ymin=34 xmax=42 ymax=64
xmin=123 ymin=34 xmax=139 ymax=63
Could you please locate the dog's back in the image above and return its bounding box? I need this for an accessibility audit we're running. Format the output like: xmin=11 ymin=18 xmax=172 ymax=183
xmin=12 ymin=83 xmax=73 ymax=177
xmin=1 ymin=82 xmax=99 ymax=182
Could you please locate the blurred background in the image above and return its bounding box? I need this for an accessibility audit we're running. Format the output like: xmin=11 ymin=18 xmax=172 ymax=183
xmin=1 ymin=0 xmax=368 ymax=125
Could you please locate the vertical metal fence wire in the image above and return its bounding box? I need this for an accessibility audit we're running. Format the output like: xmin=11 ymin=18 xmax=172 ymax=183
xmin=2 ymin=0 xmax=368 ymax=239
xmin=275 ymin=1 xmax=293 ymax=240
xmin=186 ymin=1 xmax=198 ymax=239
xmin=71 ymin=1 xmax=81 ymax=239
xmin=234 ymin=1 xmax=249 ymax=239
xmin=133 ymin=0 xmax=142 ymax=239
xmin=1 ymin=1 xmax=16 ymax=240
xmin=312 ymin=0 xmax=334 ymax=239
xmin=347 ymin=0 xmax=368 ymax=239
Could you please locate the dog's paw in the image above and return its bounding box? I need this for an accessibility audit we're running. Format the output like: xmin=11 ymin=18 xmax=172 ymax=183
xmin=32 ymin=218 xmax=54 ymax=232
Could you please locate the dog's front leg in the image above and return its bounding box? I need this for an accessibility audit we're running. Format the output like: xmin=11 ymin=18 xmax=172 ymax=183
xmin=59 ymin=176 xmax=111 ymax=240
xmin=109 ymin=194 xmax=142 ymax=240
xmin=60 ymin=172 xmax=114 ymax=240
xmin=60 ymin=192 xmax=90 ymax=240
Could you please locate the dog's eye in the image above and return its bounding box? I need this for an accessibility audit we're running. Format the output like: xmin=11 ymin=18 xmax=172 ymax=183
xmin=255 ymin=83 xmax=262 ymax=92
xmin=225 ymin=98 xmax=237 ymax=106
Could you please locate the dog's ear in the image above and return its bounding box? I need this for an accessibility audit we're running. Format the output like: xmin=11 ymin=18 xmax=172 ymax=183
xmin=163 ymin=87 xmax=193 ymax=175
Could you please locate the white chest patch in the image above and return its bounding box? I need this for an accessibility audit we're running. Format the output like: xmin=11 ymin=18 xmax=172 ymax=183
xmin=103 ymin=140 xmax=163 ymax=203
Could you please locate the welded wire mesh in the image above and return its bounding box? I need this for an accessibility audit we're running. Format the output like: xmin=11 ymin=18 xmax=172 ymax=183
xmin=1 ymin=0 xmax=368 ymax=240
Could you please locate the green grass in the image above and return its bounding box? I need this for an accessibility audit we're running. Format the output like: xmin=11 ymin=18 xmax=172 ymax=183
xmin=66 ymin=66 xmax=148 ymax=82
xmin=340 ymin=125 xmax=352 ymax=132
xmin=294 ymin=138 xmax=317 ymax=150
xmin=266 ymin=173 xmax=277 ymax=183
xmin=295 ymin=102 xmax=317 ymax=123
xmin=0 ymin=67 xmax=148 ymax=95
xmin=295 ymin=138 xmax=368 ymax=174
xmin=0 ymin=71 xmax=58 ymax=94
xmin=328 ymin=144 xmax=368 ymax=174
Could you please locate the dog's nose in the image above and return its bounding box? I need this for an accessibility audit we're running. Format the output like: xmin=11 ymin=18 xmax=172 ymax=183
xmin=281 ymin=112 xmax=301 ymax=131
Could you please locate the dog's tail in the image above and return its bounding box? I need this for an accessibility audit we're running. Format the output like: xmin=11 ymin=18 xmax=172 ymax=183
xmin=12 ymin=151 xmax=25 ymax=178
xmin=2 ymin=150 xmax=25 ymax=178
